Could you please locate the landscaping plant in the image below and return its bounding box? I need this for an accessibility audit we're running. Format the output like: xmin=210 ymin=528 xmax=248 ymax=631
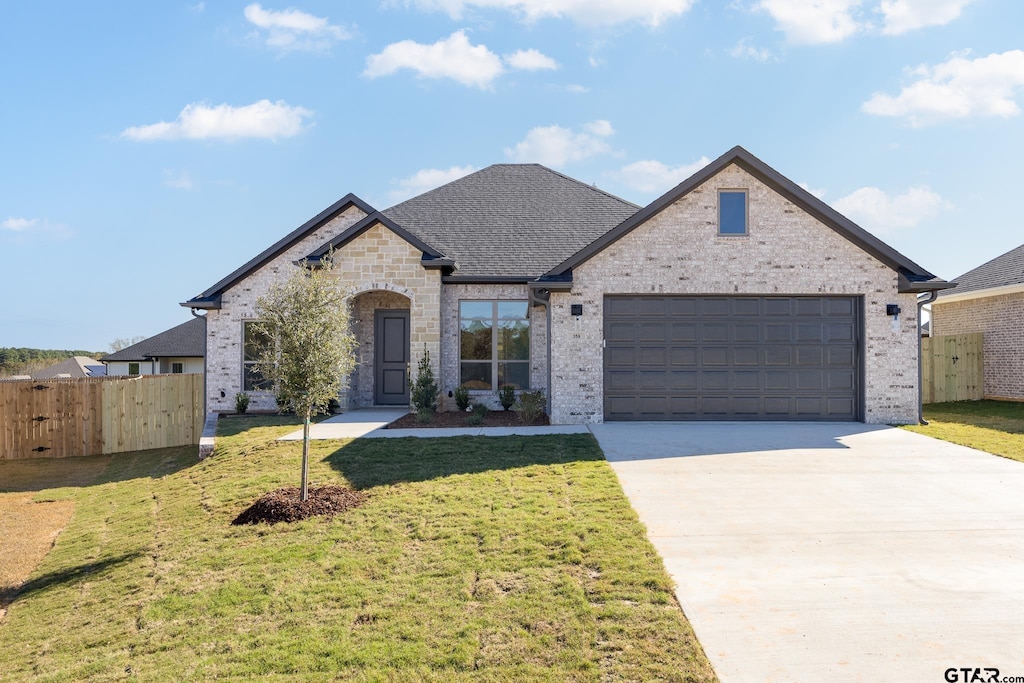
xmin=517 ymin=390 xmax=547 ymax=425
xmin=498 ymin=384 xmax=516 ymax=411
xmin=234 ymin=392 xmax=250 ymax=415
xmin=453 ymin=385 xmax=471 ymax=411
xmin=410 ymin=347 xmax=438 ymax=413
xmin=251 ymin=252 xmax=356 ymax=501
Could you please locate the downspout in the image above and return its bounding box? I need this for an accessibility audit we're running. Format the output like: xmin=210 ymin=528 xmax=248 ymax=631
xmin=546 ymin=299 xmax=552 ymax=419
xmin=917 ymin=291 xmax=939 ymax=425
xmin=192 ymin=308 xmax=208 ymax=417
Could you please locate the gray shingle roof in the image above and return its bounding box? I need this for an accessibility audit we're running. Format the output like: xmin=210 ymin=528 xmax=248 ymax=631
xmin=32 ymin=356 xmax=103 ymax=379
xmin=380 ymin=164 xmax=640 ymax=278
xmin=940 ymin=242 xmax=1024 ymax=297
xmin=101 ymin=317 xmax=206 ymax=362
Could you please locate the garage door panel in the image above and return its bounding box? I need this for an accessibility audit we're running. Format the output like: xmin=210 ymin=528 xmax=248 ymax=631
xmin=604 ymin=295 xmax=860 ymax=421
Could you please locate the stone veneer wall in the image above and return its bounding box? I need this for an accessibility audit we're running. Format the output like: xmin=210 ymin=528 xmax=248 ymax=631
xmin=204 ymin=210 xmax=442 ymax=412
xmin=548 ymin=163 xmax=921 ymax=425
xmin=440 ymin=283 xmax=548 ymax=412
xmin=931 ymin=292 xmax=1024 ymax=400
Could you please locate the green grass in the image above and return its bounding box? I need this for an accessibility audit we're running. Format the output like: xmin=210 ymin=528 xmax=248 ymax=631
xmin=903 ymin=400 xmax=1024 ymax=463
xmin=0 ymin=416 xmax=716 ymax=682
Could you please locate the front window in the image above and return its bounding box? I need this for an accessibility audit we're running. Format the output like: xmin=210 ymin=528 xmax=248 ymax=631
xmin=171 ymin=362 xmax=184 ymax=374
xmin=128 ymin=362 xmax=140 ymax=376
xmin=459 ymin=301 xmax=530 ymax=390
xmin=719 ymin=190 xmax=748 ymax=235
xmin=243 ymin=321 xmax=273 ymax=391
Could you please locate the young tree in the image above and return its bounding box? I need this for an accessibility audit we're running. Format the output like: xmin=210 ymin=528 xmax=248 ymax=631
xmin=251 ymin=254 xmax=356 ymax=501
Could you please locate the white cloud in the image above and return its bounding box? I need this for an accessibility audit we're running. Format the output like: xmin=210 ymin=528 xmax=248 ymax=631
xmin=244 ymin=3 xmax=350 ymax=53
xmin=364 ymin=31 xmax=505 ymax=89
xmin=756 ymin=0 xmax=863 ymax=44
xmin=862 ymin=50 xmax=1024 ymax=126
xmin=505 ymin=120 xmax=615 ymax=167
xmin=2 ymin=217 xmax=38 ymax=231
xmin=729 ymin=37 xmax=772 ymax=61
xmin=832 ymin=185 xmax=948 ymax=233
xmin=612 ymin=157 xmax=710 ymax=193
xmin=121 ymin=100 xmax=313 ymax=141
xmin=406 ymin=0 xmax=695 ymax=27
xmin=565 ymin=83 xmax=589 ymax=93
xmin=390 ymin=165 xmax=476 ymax=202
xmin=504 ymin=48 xmax=559 ymax=71
xmin=878 ymin=0 xmax=977 ymax=35
xmin=164 ymin=170 xmax=194 ymax=190
xmin=797 ymin=182 xmax=826 ymax=199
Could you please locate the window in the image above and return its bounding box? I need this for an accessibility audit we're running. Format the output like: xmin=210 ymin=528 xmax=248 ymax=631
xmin=171 ymin=362 xmax=184 ymax=374
xmin=128 ymin=362 xmax=140 ymax=376
xmin=243 ymin=321 xmax=273 ymax=391
xmin=459 ymin=301 xmax=530 ymax=390
xmin=719 ymin=190 xmax=748 ymax=235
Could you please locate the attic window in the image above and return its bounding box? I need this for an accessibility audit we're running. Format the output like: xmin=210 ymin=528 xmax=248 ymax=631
xmin=719 ymin=190 xmax=748 ymax=235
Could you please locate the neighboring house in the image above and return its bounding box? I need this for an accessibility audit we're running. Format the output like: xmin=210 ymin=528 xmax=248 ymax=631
xmin=930 ymin=243 xmax=1024 ymax=400
xmin=31 ymin=356 xmax=105 ymax=380
xmin=182 ymin=146 xmax=949 ymax=424
xmin=101 ymin=317 xmax=206 ymax=377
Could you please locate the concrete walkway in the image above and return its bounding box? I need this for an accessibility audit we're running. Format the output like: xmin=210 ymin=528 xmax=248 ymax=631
xmin=278 ymin=408 xmax=590 ymax=440
xmin=590 ymin=422 xmax=1024 ymax=683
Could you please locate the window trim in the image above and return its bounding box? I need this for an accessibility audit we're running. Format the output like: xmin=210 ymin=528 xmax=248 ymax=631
xmin=171 ymin=362 xmax=184 ymax=374
xmin=242 ymin=320 xmax=272 ymax=392
xmin=458 ymin=299 xmax=530 ymax=391
xmin=718 ymin=189 xmax=749 ymax=236
xmin=127 ymin=362 xmax=140 ymax=376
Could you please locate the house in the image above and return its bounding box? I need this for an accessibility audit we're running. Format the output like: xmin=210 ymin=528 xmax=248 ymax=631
xmin=930 ymin=242 xmax=1024 ymax=400
xmin=31 ymin=356 xmax=105 ymax=380
xmin=182 ymin=146 xmax=949 ymax=423
xmin=101 ymin=317 xmax=206 ymax=377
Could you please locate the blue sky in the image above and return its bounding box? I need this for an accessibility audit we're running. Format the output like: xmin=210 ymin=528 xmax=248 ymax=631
xmin=2 ymin=0 xmax=1022 ymax=351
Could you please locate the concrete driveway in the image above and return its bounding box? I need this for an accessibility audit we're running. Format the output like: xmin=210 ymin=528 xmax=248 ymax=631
xmin=590 ymin=422 xmax=1024 ymax=683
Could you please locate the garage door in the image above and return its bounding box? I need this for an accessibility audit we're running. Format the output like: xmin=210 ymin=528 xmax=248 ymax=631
xmin=604 ymin=296 xmax=860 ymax=421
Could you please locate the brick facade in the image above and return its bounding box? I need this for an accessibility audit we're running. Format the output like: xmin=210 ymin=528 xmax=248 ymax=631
xmin=548 ymin=163 xmax=920 ymax=425
xmin=931 ymin=291 xmax=1024 ymax=400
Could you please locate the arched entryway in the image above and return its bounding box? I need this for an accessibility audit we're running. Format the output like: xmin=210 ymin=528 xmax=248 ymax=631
xmin=348 ymin=289 xmax=412 ymax=408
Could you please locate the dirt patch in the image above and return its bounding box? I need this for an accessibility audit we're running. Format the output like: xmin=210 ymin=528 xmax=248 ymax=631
xmin=0 ymin=493 xmax=75 ymax=619
xmin=0 ymin=454 xmax=111 ymax=493
xmin=232 ymin=485 xmax=368 ymax=525
xmin=386 ymin=410 xmax=549 ymax=429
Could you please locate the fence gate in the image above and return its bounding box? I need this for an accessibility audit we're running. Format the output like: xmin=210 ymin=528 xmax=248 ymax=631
xmin=922 ymin=333 xmax=983 ymax=404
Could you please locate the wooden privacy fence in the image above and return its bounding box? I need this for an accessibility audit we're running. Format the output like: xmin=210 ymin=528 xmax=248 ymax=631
xmin=922 ymin=333 xmax=984 ymax=404
xmin=0 ymin=374 xmax=204 ymax=460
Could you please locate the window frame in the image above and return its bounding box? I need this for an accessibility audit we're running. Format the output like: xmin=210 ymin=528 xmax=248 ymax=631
xmin=458 ymin=300 xmax=530 ymax=391
xmin=127 ymin=362 xmax=140 ymax=376
xmin=171 ymin=362 xmax=184 ymax=374
xmin=718 ymin=189 xmax=749 ymax=236
xmin=242 ymin=320 xmax=273 ymax=392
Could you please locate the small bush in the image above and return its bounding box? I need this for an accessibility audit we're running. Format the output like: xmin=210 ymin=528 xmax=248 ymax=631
xmin=235 ymin=392 xmax=250 ymax=414
xmin=472 ymin=403 xmax=489 ymax=417
xmin=327 ymin=398 xmax=340 ymax=414
xmin=517 ymin=390 xmax=547 ymax=424
xmin=453 ymin=386 xmax=471 ymax=411
xmin=466 ymin=413 xmax=484 ymax=427
xmin=411 ymin=347 xmax=438 ymax=412
xmin=416 ymin=408 xmax=433 ymax=424
xmin=498 ymin=385 xmax=516 ymax=411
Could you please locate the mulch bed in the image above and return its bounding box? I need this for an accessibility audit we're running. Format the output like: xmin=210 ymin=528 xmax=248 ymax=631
xmin=386 ymin=410 xmax=549 ymax=429
xmin=232 ymin=485 xmax=367 ymax=525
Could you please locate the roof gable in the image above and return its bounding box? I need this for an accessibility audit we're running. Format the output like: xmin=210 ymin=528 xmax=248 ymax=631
xmin=182 ymin=194 xmax=374 ymax=308
xmin=939 ymin=242 xmax=1024 ymax=298
xmin=101 ymin=317 xmax=206 ymax=362
xmin=301 ymin=211 xmax=452 ymax=268
xmin=542 ymin=146 xmax=948 ymax=292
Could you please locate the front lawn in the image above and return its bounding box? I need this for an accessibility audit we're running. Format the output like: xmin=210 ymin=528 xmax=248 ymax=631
xmin=903 ymin=400 xmax=1024 ymax=463
xmin=0 ymin=416 xmax=716 ymax=682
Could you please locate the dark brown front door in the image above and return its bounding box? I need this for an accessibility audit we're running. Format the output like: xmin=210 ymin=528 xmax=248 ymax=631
xmin=374 ymin=309 xmax=410 ymax=405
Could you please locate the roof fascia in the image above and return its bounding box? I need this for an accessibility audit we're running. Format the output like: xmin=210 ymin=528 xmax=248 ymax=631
xmin=181 ymin=193 xmax=374 ymax=308
xmin=544 ymin=146 xmax=938 ymax=282
xmin=932 ymin=281 xmax=1024 ymax=303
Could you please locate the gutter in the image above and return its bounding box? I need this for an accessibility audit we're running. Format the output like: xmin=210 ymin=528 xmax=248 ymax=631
xmin=191 ymin=307 xmax=209 ymax=417
xmin=917 ymin=291 xmax=940 ymax=425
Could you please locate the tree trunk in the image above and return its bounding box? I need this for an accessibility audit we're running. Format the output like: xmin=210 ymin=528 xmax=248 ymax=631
xmin=301 ymin=409 xmax=310 ymax=501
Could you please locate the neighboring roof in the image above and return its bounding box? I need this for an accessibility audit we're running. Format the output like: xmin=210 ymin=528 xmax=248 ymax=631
xmin=540 ymin=146 xmax=950 ymax=293
xmin=301 ymin=211 xmax=453 ymax=268
xmin=32 ymin=356 xmax=103 ymax=380
xmin=937 ymin=242 xmax=1024 ymax=299
xmin=379 ymin=164 xmax=639 ymax=279
xmin=101 ymin=317 xmax=206 ymax=362
xmin=182 ymin=193 xmax=374 ymax=308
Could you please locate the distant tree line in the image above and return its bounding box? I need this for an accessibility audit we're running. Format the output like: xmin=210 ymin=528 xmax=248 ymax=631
xmin=0 ymin=347 xmax=104 ymax=377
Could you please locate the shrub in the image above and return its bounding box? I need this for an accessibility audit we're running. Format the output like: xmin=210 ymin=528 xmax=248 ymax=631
xmin=411 ymin=347 xmax=439 ymax=412
xmin=327 ymin=398 xmax=340 ymax=414
xmin=416 ymin=408 xmax=433 ymax=424
xmin=453 ymin=386 xmax=471 ymax=411
xmin=235 ymin=392 xmax=250 ymax=415
xmin=466 ymin=413 xmax=484 ymax=426
xmin=472 ymin=403 xmax=489 ymax=417
xmin=275 ymin=393 xmax=294 ymax=415
xmin=498 ymin=385 xmax=516 ymax=411
xmin=517 ymin=390 xmax=546 ymax=425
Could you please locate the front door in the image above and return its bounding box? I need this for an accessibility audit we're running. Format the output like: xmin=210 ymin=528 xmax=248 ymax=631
xmin=374 ymin=309 xmax=410 ymax=405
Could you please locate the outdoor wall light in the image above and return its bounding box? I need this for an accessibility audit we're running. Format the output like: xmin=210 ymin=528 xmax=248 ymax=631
xmin=571 ymin=304 xmax=583 ymax=316
xmin=886 ymin=304 xmax=901 ymax=317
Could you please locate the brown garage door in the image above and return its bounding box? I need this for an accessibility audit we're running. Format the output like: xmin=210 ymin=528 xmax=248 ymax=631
xmin=604 ymin=296 xmax=861 ymax=421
